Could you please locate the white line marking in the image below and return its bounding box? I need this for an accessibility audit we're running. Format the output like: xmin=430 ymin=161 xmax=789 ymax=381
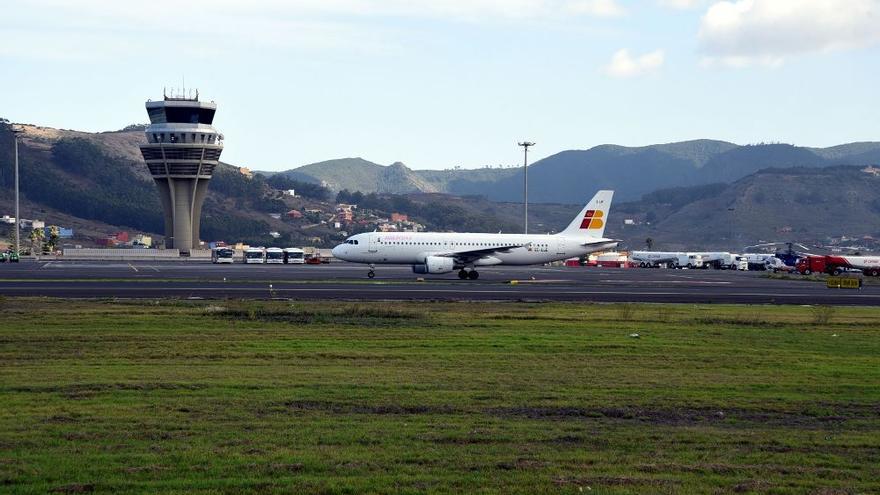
xmin=128 ymin=264 xmax=139 ymax=273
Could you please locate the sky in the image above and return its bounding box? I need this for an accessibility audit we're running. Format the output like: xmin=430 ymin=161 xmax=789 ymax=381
xmin=1 ymin=0 xmax=878 ymax=171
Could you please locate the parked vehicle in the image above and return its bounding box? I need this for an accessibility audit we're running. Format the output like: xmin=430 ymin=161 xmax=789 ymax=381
xmin=695 ymin=252 xmax=737 ymax=270
xmin=283 ymin=248 xmax=305 ymax=264
xmin=680 ymin=253 xmax=704 ymax=269
xmin=796 ymin=255 xmax=827 ymax=275
xmin=815 ymin=255 xmax=880 ymax=276
xmin=266 ymin=247 xmax=284 ymax=264
xmin=245 ymin=247 xmax=265 ymax=264
xmin=211 ymin=247 xmax=234 ymax=264
xmin=766 ymin=256 xmax=796 ymax=273
xmin=741 ymin=253 xmax=776 ymax=271
xmin=631 ymin=251 xmax=680 ymax=268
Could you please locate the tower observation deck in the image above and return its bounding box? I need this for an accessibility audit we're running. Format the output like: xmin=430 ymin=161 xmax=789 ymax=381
xmin=139 ymin=90 xmax=223 ymax=253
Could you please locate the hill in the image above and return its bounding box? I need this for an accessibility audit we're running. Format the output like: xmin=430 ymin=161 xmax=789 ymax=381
xmin=613 ymin=165 xmax=880 ymax=251
xmin=270 ymin=140 xmax=880 ymax=203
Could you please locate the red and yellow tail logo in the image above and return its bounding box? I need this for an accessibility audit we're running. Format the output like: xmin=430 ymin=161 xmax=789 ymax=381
xmin=579 ymin=210 xmax=604 ymax=230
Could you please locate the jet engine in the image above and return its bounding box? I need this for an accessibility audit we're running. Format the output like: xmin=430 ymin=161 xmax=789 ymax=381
xmin=412 ymin=256 xmax=455 ymax=274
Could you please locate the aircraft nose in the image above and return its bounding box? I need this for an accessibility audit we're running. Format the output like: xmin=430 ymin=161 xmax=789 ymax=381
xmin=331 ymin=245 xmax=342 ymax=258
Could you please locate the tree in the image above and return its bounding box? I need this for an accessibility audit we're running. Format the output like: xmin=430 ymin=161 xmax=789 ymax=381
xmin=645 ymin=237 xmax=654 ymax=251
xmin=46 ymin=226 xmax=60 ymax=253
xmin=29 ymin=228 xmax=44 ymax=255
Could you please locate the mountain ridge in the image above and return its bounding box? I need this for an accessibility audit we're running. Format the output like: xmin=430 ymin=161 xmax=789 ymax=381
xmin=269 ymin=139 xmax=880 ymax=202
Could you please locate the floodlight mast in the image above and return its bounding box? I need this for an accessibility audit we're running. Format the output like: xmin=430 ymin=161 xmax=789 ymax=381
xmin=518 ymin=141 xmax=535 ymax=234
xmin=11 ymin=125 xmax=24 ymax=256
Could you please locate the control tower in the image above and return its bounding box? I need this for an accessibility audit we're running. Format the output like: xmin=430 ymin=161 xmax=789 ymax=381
xmin=139 ymin=90 xmax=223 ymax=253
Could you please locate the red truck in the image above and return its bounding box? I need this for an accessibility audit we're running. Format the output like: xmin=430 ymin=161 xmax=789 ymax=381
xmin=796 ymin=255 xmax=827 ymax=275
xmin=797 ymin=255 xmax=880 ymax=276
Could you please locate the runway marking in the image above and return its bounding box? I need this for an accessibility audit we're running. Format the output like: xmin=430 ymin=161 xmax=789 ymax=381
xmin=128 ymin=264 xmax=139 ymax=273
xmin=600 ymin=279 xmax=732 ymax=285
xmin=41 ymin=262 xmax=54 ymax=269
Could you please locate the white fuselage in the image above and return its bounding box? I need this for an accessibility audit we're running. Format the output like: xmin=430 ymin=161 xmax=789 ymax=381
xmin=332 ymin=231 xmax=616 ymax=267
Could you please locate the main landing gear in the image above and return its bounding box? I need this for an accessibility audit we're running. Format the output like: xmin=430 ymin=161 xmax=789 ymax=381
xmin=367 ymin=264 xmax=376 ymax=279
xmin=458 ymin=269 xmax=479 ymax=280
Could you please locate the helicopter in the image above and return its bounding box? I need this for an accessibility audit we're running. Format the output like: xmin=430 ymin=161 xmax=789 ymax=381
xmin=741 ymin=241 xmax=813 ymax=267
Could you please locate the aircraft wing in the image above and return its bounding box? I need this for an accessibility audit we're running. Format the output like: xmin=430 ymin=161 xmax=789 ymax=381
xmin=581 ymin=238 xmax=619 ymax=248
xmin=438 ymin=244 xmax=526 ymax=264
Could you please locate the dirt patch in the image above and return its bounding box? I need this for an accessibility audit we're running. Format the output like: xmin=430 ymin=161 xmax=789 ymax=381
xmin=123 ymin=465 xmax=166 ymax=474
xmin=553 ymin=476 xmax=677 ymax=487
xmin=270 ymin=463 xmax=304 ymax=473
xmin=217 ymin=304 xmax=426 ymax=326
xmin=490 ymin=404 xmax=880 ymax=428
xmin=282 ymin=400 xmax=457 ymax=416
xmin=732 ymin=479 xmax=772 ymax=493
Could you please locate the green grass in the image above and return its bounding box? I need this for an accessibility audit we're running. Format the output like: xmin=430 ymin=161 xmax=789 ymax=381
xmin=1 ymin=299 xmax=879 ymax=494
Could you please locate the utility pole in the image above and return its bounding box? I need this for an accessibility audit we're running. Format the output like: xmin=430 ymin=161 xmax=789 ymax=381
xmin=518 ymin=141 xmax=535 ymax=234
xmin=11 ymin=125 xmax=23 ymax=256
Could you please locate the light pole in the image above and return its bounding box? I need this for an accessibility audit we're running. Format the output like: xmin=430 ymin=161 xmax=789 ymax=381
xmin=11 ymin=125 xmax=23 ymax=256
xmin=518 ymin=141 xmax=535 ymax=234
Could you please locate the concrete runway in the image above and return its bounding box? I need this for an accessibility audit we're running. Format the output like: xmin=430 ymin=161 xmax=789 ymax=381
xmin=0 ymin=260 xmax=876 ymax=305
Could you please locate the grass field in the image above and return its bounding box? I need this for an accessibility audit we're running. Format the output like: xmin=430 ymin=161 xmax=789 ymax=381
xmin=1 ymin=299 xmax=879 ymax=494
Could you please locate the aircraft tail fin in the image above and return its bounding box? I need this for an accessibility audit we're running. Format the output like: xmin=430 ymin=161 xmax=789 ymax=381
xmin=560 ymin=190 xmax=614 ymax=238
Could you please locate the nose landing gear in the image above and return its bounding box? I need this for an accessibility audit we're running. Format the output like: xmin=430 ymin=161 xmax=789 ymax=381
xmin=367 ymin=264 xmax=376 ymax=279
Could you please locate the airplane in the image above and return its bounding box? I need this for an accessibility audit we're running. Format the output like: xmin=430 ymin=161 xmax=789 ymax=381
xmin=331 ymin=190 xmax=617 ymax=279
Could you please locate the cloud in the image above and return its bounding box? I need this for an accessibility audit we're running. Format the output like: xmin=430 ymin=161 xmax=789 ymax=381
xmin=1 ymin=0 xmax=628 ymax=61
xmin=699 ymin=0 xmax=880 ymax=67
xmin=603 ymin=49 xmax=665 ymax=78
xmin=566 ymin=0 xmax=627 ymax=17
xmin=658 ymin=0 xmax=706 ymax=10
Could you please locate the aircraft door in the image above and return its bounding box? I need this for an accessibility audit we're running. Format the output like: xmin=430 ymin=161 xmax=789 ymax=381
xmin=556 ymin=238 xmax=566 ymax=255
xmin=368 ymin=234 xmax=379 ymax=253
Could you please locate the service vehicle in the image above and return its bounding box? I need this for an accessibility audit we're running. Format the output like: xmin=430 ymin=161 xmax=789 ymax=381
xmin=826 ymin=255 xmax=880 ymax=276
xmin=797 ymin=255 xmax=827 ymax=275
xmin=631 ymin=251 xmax=680 ymax=268
xmin=695 ymin=252 xmax=737 ymax=270
xmin=283 ymin=248 xmax=305 ymax=264
xmin=244 ymin=247 xmax=265 ymax=264
xmin=742 ymin=253 xmax=776 ymax=271
xmin=265 ymin=247 xmax=284 ymax=264
xmin=211 ymin=247 xmax=234 ymax=264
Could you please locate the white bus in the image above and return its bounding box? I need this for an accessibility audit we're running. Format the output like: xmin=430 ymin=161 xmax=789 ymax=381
xmin=245 ymin=247 xmax=265 ymax=264
xmin=211 ymin=246 xmax=234 ymax=264
xmin=266 ymin=247 xmax=284 ymax=264
xmin=283 ymin=248 xmax=305 ymax=264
